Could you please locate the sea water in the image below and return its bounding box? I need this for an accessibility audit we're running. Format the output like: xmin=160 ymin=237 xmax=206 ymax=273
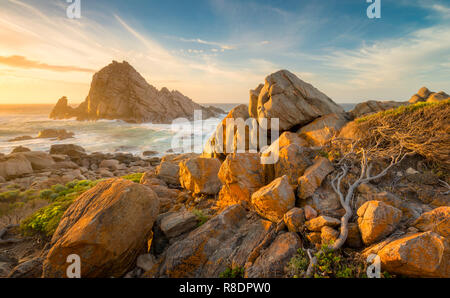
xmin=0 ymin=104 xmax=229 ymax=156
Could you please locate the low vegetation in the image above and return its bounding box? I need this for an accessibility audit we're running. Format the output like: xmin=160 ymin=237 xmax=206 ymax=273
xmin=20 ymin=179 xmax=102 ymax=238
xmin=219 ymin=266 xmax=245 ymax=278
xmin=192 ymin=209 xmax=210 ymax=227
xmin=121 ymin=173 xmax=144 ymax=183
xmin=354 ymin=99 xmax=450 ymax=169
xmin=288 ymin=245 xmax=367 ymax=278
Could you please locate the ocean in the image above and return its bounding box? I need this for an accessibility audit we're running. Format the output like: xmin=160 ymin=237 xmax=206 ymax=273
xmin=0 ymin=103 xmax=356 ymax=156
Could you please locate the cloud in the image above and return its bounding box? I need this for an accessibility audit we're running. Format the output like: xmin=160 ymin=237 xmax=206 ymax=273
xmin=315 ymin=24 xmax=450 ymax=100
xmin=0 ymin=55 xmax=96 ymax=72
xmin=178 ymin=37 xmax=235 ymax=50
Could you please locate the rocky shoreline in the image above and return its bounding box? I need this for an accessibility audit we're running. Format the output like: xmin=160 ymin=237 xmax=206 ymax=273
xmin=1 ymin=69 xmax=449 ymax=279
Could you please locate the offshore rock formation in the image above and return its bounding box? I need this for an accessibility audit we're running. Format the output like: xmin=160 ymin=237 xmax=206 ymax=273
xmin=50 ymin=61 xmax=224 ymax=123
xmin=409 ymin=87 xmax=450 ymax=104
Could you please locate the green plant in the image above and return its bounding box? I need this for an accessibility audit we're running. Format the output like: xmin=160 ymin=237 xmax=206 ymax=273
xmin=312 ymin=244 xmax=367 ymax=278
xmin=192 ymin=209 xmax=209 ymax=226
xmin=20 ymin=200 xmax=73 ymax=238
xmin=318 ymin=150 xmax=330 ymax=159
xmin=219 ymin=266 xmax=245 ymax=278
xmin=287 ymin=248 xmax=309 ymax=278
xmin=20 ymin=179 xmax=102 ymax=238
xmin=122 ymin=173 xmax=144 ymax=183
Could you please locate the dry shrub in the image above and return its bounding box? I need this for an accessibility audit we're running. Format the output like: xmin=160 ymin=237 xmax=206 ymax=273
xmin=351 ymin=100 xmax=450 ymax=170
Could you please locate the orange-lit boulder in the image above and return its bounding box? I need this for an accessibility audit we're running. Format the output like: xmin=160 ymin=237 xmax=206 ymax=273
xmin=43 ymin=178 xmax=160 ymax=278
xmin=251 ymin=175 xmax=295 ymax=223
xmin=414 ymin=206 xmax=449 ymax=238
xmin=179 ymin=157 xmax=222 ymax=195
xmin=297 ymin=157 xmax=334 ymax=199
xmin=217 ymin=153 xmax=265 ymax=208
xmin=357 ymin=201 xmax=402 ymax=245
xmin=378 ymin=232 xmax=450 ymax=278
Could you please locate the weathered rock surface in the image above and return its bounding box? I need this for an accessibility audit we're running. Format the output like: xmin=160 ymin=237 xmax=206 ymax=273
xmin=305 ymin=216 xmax=340 ymax=232
xmin=414 ymin=206 xmax=449 ymax=238
xmin=203 ymin=104 xmax=251 ymax=159
xmin=0 ymin=154 xmax=33 ymax=178
xmin=272 ymin=144 xmax=314 ymax=185
xmin=179 ymin=157 xmax=222 ymax=195
xmin=10 ymin=146 xmax=31 ymax=154
xmin=350 ymin=100 xmax=405 ymax=119
xmin=156 ymin=153 xmax=198 ymax=186
xmin=297 ymin=157 xmax=334 ymax=199
xmin=298 ymin=113 xmax=349 ymax=146
xmin=409 ymin=87 xmax=450 ymax=104
xmin=50 ymin=61 xmax=223 ymax=123
xmin=37 ymin=129 xmax=74 ymax=140
xmin=250 ymin=70 xmax=344 ymax=131
xmin=251 ymin=176 xmax=296 ymax=223
xmin=157 ymin=205 xmax=272 ymax=278
xmin=21 ymin=151 xmax=55 ymax=170
xmin=378 ymin=232 xmax=450 ymax=278
xmin=357 ymin=201 xmax=402 ymax=245
xmin=246 ymin=232 xmax=301 ymax=278
xmin=321 ymin=226 xmax=339 ymax=245
xmin=49 ymin=144 xmax=86 ymax=158
xmin=160 ymin=211 xmax=198 ymax=238
xmin=43 ymin=178 xmax=160 ymax=278
xmin=217 ymin=153 xmax=265 ymax=208
xmin=283 ymin=208 xmax=305 ymax=233
xmin=7 ymin=257 xmax=43 ymax=278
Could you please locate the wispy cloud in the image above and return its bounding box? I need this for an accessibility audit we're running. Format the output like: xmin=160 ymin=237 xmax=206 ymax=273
xmin=178 ymin=37 xmax=234 ymax=50
xmin=0 ymin=55 xmax=95 ymax=72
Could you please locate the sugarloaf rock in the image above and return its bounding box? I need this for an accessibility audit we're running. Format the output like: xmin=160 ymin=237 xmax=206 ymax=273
xmin=50 ymin=61 xmax=224 ymax=123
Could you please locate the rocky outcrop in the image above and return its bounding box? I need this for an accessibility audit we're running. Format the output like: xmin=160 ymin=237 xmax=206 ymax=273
xmin=357 ymin=201 xmax=402 ymax=245
xmin=272 ymin=144 xmax=314 ymax=185
xmin=159 ymin=211 xmax=198 ymax=239
xmin=43 ymin=178 xmax=160 ymax=278
xmin=350 ymin=100 xmax=405 ymax=119
xmin=377 ymin=232 xmax=450 ymax=278
xmin=305 ymin=215 xmax=340 ymax=232
xmin=203 ymin=104 xmax=252 ymax=160
xmin=179 ymin=157 xmax=222 ymax=195
xmin=49 ymin=144 xmax=86 ymax=158
xmin=49 ymin=96 xmax=77 ymax=119
xmin=217 ymin=153 xmax=265 ymax=209
xmin=298 ymin=113 xmax=349 ymax=146
xmin=297 ymin=157 xmax=334 ymax=200
xmin=0 ymin=154 xmax=33 ymax=179
xmin=283 ymin=208 xmax=305 ymax=233
xmin=49 ymin=61 xmax=224 ymax=123
xmin=414 ymin=207 xmax=449 ymax=238
xmin=409 ymin=87 xmax=450 ymax=104
xmin=37 ymin=129 xmax=74 ymax=140
xmin=251 ymin=175 xmax=295 ymax=223
xmin=156 ymin=153 xmax=198 ymax=186
xmin=246 ymin=232 xmax=301 ymax=278
xmin=157 ymin=205 xmax=273 ymax=278
xmin=249 ymin=70 xmax=344 ymax=131
xmin=21 ymin=152 xmax=55 ymax=170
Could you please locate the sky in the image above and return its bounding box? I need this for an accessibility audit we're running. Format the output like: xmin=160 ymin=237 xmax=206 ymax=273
xmin=0 ymin=0 xmax=449 ymax=104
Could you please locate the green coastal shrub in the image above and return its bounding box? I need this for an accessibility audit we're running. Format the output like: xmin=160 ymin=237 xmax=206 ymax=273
xmin=192 ymin=209 xmax=209 ymax=227
xmin=20 ymin=179 xmax=102 ymax=238
xmin=219 ymin=266 xmax=245 ymax=278
xmin=286 ymin=248 xmax=309 ymax=278
xmin=121 ymin=173 xmax=144 ymax=183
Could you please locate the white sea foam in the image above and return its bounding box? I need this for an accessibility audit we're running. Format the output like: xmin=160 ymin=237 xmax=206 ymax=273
xmin=0 ymin=113 xmax=225 ymax=156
